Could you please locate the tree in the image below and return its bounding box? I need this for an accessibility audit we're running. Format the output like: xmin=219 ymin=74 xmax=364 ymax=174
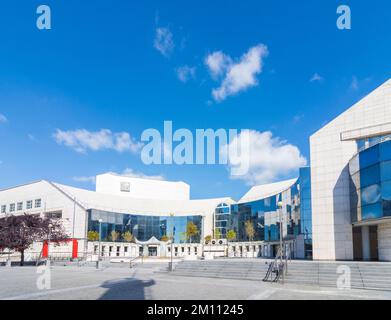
xmin=244 ymin=220 xmax=255 ymax=241
xmin=214 ymin=228 xmax=221 ymax=239
xmin=226 ymin=230 xmax=237 ymax=242
xmin=185 ymin=221 xmax=199 ymax=243
xmin=0 ymin=214 xmax=68 ymax=266
xmin=160 ymin=235 xmax=169 ymax=242
xmin=204 ymin=235 xmax=212 ymax=244
xmin=109 ymin=230 xmax=120 ymax=242
xmin=122 ymin=231 xmax=134 ymax=242
xmin=87 ymin=231 xmax=99 ymax=241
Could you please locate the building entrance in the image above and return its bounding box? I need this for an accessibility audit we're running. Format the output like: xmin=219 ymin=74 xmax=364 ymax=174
xmin=148 ymin=246 xmax=158 ymax=257
xmin=353 ymin=225 xmax=379 ymax=261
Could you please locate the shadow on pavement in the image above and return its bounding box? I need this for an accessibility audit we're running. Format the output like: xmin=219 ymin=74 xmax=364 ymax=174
xmin=99 ymin=278 xmax=155 ymax=300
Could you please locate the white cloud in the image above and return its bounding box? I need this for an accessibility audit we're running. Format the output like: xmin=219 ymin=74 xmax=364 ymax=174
xmin=0 ymin=114 xmax=8 ymax=123
xmin=176 ymin=65 xmax=196 ymax=82
xmin=154 ymin=27 xmax=174 ymax=57
xmin=118 ymin=168 xmax=165 ymax=181
xmin=205 ymin=44 xmax=269 ymax=102
xmin=293 ymin=114 xmax=304 ymax=123
xmin=72 ymin=176 xmax=96 ymax=184
xmin=205 ymin=51 xmax=232 ymax=79
xmin=53 ymin=129 xmax=142 ymax=154
xmin=224 ymin=130 xmax=307 ymax=186
xmin=310 ymin=73 xmax=323 ymax=82
xmin=350 ymin=76 xmax=359 ymax=90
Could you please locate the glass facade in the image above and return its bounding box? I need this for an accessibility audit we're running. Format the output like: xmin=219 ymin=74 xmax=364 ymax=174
xmin=349 ymin=139 xmax=391 ymax=223
xmin=214 ymin=203 xmax=230 ymax=238
xmin=299 ymin=167 xmax=313 ymax=258
xmin=356 ymin=134 xmax=391 ymax=152
xmin=87 ymin=209 xmax=202 ymax=243
xmin=228 ymin=178 xmax=303 ymax=243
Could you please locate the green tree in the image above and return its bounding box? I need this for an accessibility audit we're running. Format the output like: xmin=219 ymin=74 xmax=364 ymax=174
xmin=214 ymin=228 xmax=221 ymax=239
xmin=204 ymin=235 xmax=212 ymax=244
xmin=185 ymin=221 xmax=199 ymax=243
xmin=122 ymin=231 xmax=134 ymax=242
xmin=244 ymin=220 xmax=255 ymax=241
xmin=109 ymin=230 xmax=120 ymax=242
xmin=226 ymin=230 xmax=237 ymax=242
xmin=160 ymin=235 xmax=169 ymax=242
xmin=87 ymin=231 xmax=99 ymax=241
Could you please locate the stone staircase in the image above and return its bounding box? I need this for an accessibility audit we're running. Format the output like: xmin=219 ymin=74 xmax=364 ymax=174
xmin=168 ymin=259 xmax=271 ymax=281
xmin=167 ymin=259 xmax=391 ymax=291
xmin=284 ymin=261 xmax=391 ymax=291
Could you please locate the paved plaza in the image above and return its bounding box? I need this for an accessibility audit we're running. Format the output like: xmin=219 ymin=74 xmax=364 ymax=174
xmin=1 ymin=265 xmax=391 ymax=300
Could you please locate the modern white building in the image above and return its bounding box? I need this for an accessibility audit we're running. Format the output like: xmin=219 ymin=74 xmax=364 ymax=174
xmin=310 ymin=78 xmax=391 ymax=261
xmin=1 ymin=79 xmax=391 ymax=263
xmin=0 ymin=173 xmax=309 ymax=261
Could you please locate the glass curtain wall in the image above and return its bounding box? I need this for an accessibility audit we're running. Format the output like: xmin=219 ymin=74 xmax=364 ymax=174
xmin=350 ymin=139 xmax=391 ymax=222
xmin=88 ymin=209 xmax=202 ymax=243
xmin=229 ymin=180 xmax=301 ymax=242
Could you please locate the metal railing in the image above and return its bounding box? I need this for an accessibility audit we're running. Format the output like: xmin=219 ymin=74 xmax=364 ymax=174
xmin=262 ymin=247 xmax=287 ymax=283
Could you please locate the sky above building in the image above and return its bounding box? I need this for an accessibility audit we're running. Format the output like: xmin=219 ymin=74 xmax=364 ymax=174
xmin=0 ymin=0 xmax=390 ymax=200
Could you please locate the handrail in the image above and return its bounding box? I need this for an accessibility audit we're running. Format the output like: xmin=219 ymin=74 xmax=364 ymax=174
xmin=263 ymin=247 xmax=286 ymax=283
xmin=129 ymin=256 xmax=143 ymax=268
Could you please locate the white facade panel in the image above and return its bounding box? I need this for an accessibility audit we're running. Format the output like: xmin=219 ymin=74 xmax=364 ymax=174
xmin=95 ymin=173 xmax=190 ymax=201
xmin=310 ymin=79 xmax=391 ymax=260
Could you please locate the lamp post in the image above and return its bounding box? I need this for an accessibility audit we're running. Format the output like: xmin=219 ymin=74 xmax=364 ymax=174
xmin=277 ymin=201 xmax=284 ymax=282
xmin=169 ymin=213 xmax=174 ymax=271
xmin=47 ymin=223 xmax=53 ymax=267
xmin=96 ymin=219 xmax=103 ymax=269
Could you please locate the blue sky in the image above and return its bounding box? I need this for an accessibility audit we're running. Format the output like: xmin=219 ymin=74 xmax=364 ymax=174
xmin=0 ymin=0 xmax=390 ymax=200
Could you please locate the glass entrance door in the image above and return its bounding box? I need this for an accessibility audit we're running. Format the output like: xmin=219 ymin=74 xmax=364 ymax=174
xmin=148 ymin=246 xmax=158 ymax=256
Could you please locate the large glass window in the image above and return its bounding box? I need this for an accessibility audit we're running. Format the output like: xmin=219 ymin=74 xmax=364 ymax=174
xmin=380 ymin=160 xmax=391 ymax=182
xmin=379 ymin=140 xmax=391 ymax=162
xmin=88 ymin=209 xmax=202 ymax=243
xmin=360 ymin=184 xmax=381 ymax=206
xmin=214 ymin=203 xmax=230 ymax=239
xmin=361 ymin=202 xmax=383 ymax=220
xmin=359 ymin=145 xmax=379 ymax=169
xmin=360 ymin=164 xmax=380 ymax=188
xmin=349 ymin=140 xmax=391 ymax=223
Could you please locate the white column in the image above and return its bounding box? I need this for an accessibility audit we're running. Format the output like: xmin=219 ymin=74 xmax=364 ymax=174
xmin=362 ymin=226 xmax=371 ymax=261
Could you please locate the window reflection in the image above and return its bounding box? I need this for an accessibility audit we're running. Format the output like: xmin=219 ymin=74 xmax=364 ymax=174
xmin=349 ymin=140 xmax=391 ymax=223
xmin=88 ymin=209 xmax=202 ymax=243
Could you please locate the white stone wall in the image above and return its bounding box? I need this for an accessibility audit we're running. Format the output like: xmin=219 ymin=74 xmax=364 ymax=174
xmin=378 ymin=222 xmax=391 ymax=261
xmin=0 ymin=181 xmax=88 ymax=242
xmin=310 ymin=79 xmax=391 ymax=260
xmin=96 ymin=173 xmax=190 ymax=200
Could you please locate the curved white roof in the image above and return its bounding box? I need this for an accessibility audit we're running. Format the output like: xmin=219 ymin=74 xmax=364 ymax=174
xmin=238 ymin=178 xmax=298 ymax=203
xmin=53 ymin=182 xmax=234 ymax=216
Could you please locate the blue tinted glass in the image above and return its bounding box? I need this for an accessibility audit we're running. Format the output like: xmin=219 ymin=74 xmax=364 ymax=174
xmin=359 ymin=145 xmax=379 ymax=169
xmin=360 ymin=184 xmax=381 ymax=206
xmin=380 ymin=160 xmax=391 ymax=182
xmin=379 ymin=140 xmax=391 ymax=162
xmin=361 ymin=202 xmax=383 ymax=220
xmin=360 ymin=164 xmax=380 ymax=188
xmin=383 ymin=200 xmax=391 ymax=217
xmin=357 ymin=139 xmax=366 ymax=150
xmin=381 ymin=180 xmax=391 ymax=201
